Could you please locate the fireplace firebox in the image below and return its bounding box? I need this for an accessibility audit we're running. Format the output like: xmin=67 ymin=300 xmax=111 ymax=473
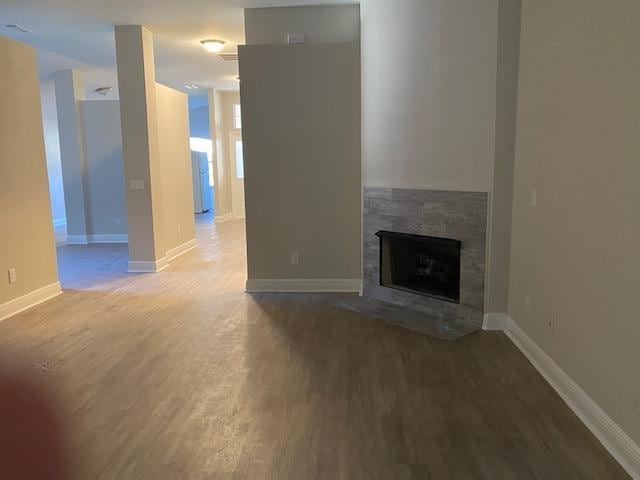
xmin=375 ymin=230 xmax=461 ymax=304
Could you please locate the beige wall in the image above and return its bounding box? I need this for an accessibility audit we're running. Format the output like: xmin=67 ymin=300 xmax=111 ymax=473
xmin=0 ymin=36 xmax=58 ymax=304
xmin=239 ymin=43 xmax=361 ymax=281
xmin=510 ymin=0 xmax=640 ymax=445
xmin=244 ymin=5 xmax=360 ymax=44
xmin=156 ymin=84 xmax=196 ymax=251
xmin=80 ymin=100 xmax=128 ymax=236
xmin=361 ymin=0 xmax=498 ymax=191
xmin=486 ymin=0 xmax=521 ymax=313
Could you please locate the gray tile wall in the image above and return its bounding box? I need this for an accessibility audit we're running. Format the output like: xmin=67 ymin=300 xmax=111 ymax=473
xmin=363 ymin=188 xmax=488 ymax=325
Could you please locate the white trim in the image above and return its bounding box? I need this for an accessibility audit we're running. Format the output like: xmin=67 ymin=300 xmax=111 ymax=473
xmin=505 ymin=316 xmax=640 ymax=479
xmin=482 ymin=312 xmax=508 ymax=331
xmin=362 ymin=179 xmax=490 ymax=193
xmin=246 ymin=279 xmax=362 ymax=293
xmin=127 ymin=257 xmax=169 ymax=273
xmin=166 ymin=238 xmax=198 ymax=261
xmin=66 ymin=234 xmax=128 ymax=245
xmin=215 ymin=213 xmax=233 ymax=223
xmin=66 ymin=234 xmax=88 ymax=245
xmin=0 ymin=282 xmax=62 ymax=323
xmin=52 ymin=217 xmax=67 ymax=227
xmin=87 ymin=234 xmax=128 ymax=244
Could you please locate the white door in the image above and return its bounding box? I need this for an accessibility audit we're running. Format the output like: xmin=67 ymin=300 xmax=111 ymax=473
xmin=229 ymin=131 xmax=245 ymax=218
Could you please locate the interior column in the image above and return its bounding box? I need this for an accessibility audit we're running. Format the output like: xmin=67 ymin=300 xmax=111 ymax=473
xmin=54 ymin=69 xmax=89 ymax=244
xmin=114 ymin=25 xmax=166 ymax=272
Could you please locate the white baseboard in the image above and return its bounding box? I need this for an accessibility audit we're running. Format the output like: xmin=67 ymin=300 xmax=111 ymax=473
xmin=0 ymin=282 xmax=63 ymax=323
xmin=505 ymin=316 xmax=640 ymax=479
xmin=482 ymin=312 xmax=509 ymax=331
xmin=66 ymin=234 xmax=128 ymax=244
xmin=87 ymin=234 xmax=128 ymax=244
xmin=52 ymin=217 xmax=67 ymax=227
xmin=166 ymin=238 xmax=198 ymax=261
xmin=66 ymin=234 xmax=88 ymax=245
xmin=215 ymin=213 xmax=233 ymax=223
xmin=128 ymin=257 xmax=169 ymax=273
xmin=246 ymin=278 xmax=362 ymax=293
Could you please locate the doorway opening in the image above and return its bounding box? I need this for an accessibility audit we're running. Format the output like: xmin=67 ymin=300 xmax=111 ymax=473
xmin=188 ymin=91 xmax=244 ymax=225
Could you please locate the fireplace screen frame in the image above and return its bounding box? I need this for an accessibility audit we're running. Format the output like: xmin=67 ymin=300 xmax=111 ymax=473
xmin=375 ymin=230 xmax=461 ymax=304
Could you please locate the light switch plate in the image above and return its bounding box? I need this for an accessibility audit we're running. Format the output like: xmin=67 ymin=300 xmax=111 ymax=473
xmin=8 ymin=268 xmax=16 ymax=284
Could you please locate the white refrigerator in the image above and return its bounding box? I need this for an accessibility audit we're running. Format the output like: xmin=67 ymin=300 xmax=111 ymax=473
xmin=191 ymin=151 xmax=213 ymax=213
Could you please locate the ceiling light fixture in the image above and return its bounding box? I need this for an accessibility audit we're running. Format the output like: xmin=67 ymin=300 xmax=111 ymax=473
xmin=5 ymin=24 xmax=35 ymax=33
xmin=94 ymin=86 xmax=112 ymax=96
xmin=200 ymin=39 xmax=225 ymax=53
xmin=184 ymin=84 xmax=199 ymax=90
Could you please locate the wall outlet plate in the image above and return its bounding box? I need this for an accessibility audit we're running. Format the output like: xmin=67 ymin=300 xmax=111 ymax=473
xmin=287 ymin=33 xmax=306 ymax=45
xmin=8 ymin=268 xmax=16 ymax=284
xmin=290 ymin=253 xmax=300 ymax=265
xmin=130 ymin=179 xmax=145 ymax=190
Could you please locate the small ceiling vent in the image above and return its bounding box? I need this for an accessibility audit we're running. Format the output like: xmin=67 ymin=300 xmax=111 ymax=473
xmin=218 ymin=53 xmax=239 ymax=62
xmin=5 ymin=24 xmax=35 ymax=33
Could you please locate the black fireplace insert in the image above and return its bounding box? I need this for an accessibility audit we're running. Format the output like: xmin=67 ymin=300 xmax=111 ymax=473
xmin=376 ymin=230 xmax=461 ymax=303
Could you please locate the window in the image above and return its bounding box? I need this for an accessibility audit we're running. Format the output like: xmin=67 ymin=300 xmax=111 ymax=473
xmin=233 ymin=103 xmax=242 ymax=129
xmin=235 ymin=140 xmax=244 ymax=179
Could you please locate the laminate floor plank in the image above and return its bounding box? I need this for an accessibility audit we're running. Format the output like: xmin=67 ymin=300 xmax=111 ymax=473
xmin=0 ymin=215 xmax=629 ymax=479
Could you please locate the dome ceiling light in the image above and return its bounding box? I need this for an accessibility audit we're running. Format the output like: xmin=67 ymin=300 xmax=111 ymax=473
xmin=200 ymin=39 xmax=225 ymax=53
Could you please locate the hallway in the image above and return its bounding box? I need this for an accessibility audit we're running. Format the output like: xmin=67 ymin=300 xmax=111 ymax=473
xmin=0 ymin=219 xmax=628 ymax=479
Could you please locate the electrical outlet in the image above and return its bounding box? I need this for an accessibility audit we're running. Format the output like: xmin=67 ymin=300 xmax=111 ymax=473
xmin=290 ymin=253 xmax=300 ymax=265
xmin=130 ymin=179 xmax=145 ymax=190
xmin=287 ymin=33 xmax=306 ymax=45
xmin=530 ymin=189 xmax=537 ymax=207
xmin=177 ymin=226 xmax=182 ymax=237
xmin=113 ymin=217 xmax=121 ymax=226
xmin=8 ymin=268 xmax=17 ymax=284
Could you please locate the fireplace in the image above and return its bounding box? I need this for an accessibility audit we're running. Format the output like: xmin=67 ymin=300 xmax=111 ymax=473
xmin=376 ymin=230 xmax=461 ymax=304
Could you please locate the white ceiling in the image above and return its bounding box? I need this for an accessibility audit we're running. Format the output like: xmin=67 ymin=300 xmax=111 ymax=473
xmin=0 ymin=0 xmax=358 ymax=94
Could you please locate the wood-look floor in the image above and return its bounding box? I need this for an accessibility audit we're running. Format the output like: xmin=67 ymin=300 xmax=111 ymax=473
xmin=0 ymin=215 xmax=629 ymax=479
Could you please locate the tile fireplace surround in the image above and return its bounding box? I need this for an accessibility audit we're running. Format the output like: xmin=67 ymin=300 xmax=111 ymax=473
xmin=357 ymin=187 xmax=488 ymax=340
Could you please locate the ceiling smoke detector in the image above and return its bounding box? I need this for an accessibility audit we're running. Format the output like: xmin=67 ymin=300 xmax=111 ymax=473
xmin=94 ymin=87 xmax=112 ymax=96
xmin=200 ymin=39 xmax=225 ymax=53
xmin=5 ymin=24 xmax=35 ymax=33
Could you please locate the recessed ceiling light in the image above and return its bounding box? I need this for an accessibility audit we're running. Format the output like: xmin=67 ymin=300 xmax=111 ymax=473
xmin=200 ymin=39 xmax=225 ymax=53
xmin=184 ymin=84 xmax=199 ymax=90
